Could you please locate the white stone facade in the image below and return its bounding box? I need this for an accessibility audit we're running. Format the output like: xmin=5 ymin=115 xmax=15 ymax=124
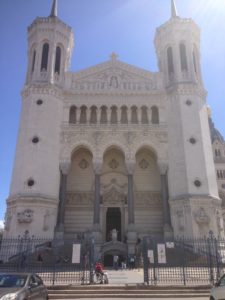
xmin=4 ymin=1 xmax=224 ymax=253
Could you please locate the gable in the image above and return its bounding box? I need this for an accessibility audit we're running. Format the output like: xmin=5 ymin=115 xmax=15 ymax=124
xmin=67 ymin=59 xmax=163 ymax=94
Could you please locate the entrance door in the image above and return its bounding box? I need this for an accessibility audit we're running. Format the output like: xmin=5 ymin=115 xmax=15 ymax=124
xmin=106 ymin=207 xmax=121 ymax=242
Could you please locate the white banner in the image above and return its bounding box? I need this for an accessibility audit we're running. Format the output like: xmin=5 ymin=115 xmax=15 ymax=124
xmin=147 ymin=250 xmax=154 ymax=263
xmin=157 ymin=244 xmax=166 ymax=264
xmin=72 ymin=243 xmax=81 ymax=264
xmin=166 ymin=242 xmax=174 ymax=249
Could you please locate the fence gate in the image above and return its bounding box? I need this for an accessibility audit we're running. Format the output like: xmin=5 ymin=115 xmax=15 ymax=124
xmin=142 ymin=235 xmax=225 ymax=285
xmin=0 ymin=237 xmax=95 ymax=285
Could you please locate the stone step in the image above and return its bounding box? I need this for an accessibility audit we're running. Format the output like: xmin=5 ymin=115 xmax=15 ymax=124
xmin=47 ymin=285 xmax=210 ymax=299
xmin=48 ymin=292 xmax=209 ymax=299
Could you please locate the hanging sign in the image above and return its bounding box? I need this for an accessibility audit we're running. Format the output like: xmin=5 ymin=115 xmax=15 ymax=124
xmin=72 ymin=243 xmax=81 ymax=264
xmin=147 ymin=250 xmax=154 ymax=263
xmin=157 ymin=244 xmax=166 ymax=264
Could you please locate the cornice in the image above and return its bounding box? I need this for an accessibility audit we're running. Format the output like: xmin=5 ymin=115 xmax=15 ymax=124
xmin=21 ymin=84 xmax=63 ymax=99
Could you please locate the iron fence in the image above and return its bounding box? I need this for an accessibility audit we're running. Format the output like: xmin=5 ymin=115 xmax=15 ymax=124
xmin=142 ymin=234 xmax=225 ymax=285
xmin=0 ymin=236 xmax=95 ymax=285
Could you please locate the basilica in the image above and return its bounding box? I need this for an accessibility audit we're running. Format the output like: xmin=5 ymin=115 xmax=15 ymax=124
xmin=4 ymin=0 xmax=225 ymax=256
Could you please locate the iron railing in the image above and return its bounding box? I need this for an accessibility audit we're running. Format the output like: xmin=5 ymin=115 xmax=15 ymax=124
xmin=142 ymin=234 xmax=225 ymax=286
xmin=0 ymin=236 xmax=95 ymax=285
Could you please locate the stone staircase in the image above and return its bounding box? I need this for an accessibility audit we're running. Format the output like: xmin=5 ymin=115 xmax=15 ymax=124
xmin=47 ymin=285 xmax=210 ymax=299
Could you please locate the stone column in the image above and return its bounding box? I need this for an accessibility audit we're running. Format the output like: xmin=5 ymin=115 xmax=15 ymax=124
xmin=126 ymin=161 xmax=137 ymax=254
xmin=137 ymin=107 xmax=142 ymax=124
xmin=55 ymin=162 xmax=71 ymax=236
xmin=97 ymin=108 xmax=101 ymax=125
xmin=93 ymin=161 xmax=102 ymax=228
xmin=127 ymin=107 xmax=132 ymax=124
xmin=158 ymin=162 xmax=173 ymax=238
xmin=86 ymin=107 xmax=91 ymax=125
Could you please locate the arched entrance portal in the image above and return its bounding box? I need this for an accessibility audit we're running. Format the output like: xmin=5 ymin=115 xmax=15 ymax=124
xmin=106 ymin=207 xmax=121 ymax=242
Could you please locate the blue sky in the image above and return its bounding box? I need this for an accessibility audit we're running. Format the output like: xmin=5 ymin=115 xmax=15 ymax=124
xmin=0 ymin=0 xmax=225 ymax=223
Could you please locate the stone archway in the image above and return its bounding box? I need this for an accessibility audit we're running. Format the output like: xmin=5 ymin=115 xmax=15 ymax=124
xmin=64 ymin=147 xmax=94 ymax=237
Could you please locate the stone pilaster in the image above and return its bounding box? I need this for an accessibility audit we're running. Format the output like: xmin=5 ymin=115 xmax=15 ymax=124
xmin=158 ymin=162 xmax=173 ymax=238
xmin=55 ymin=162 xmax=71 ymax=237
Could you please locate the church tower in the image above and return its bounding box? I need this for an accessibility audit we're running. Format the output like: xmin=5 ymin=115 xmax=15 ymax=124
xmin=155 ymin=0 xmax=223 ymax=237
xmin=5 ymin=0 xmax=74 ymax=238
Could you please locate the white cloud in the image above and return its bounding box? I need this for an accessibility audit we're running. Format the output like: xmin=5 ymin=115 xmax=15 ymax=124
xmin=0 ymin=220 xmax=4 ymax=229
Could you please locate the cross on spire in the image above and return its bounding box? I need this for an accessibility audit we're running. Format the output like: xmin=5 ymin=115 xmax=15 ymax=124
xmin=110 ymin=52 xmax=118 ymax=61
xmin=50 ymin=0 xmax=58 ymax=17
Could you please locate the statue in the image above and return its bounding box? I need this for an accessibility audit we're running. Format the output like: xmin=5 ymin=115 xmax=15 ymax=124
xmin=111 ymin=228 xmax=118 ymax=241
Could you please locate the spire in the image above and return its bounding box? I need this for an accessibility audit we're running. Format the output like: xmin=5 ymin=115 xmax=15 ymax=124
xmin=171 ymin=0 xmax=178 ymax=18
xmin=50 ymin=0 xmax=57 ymax=17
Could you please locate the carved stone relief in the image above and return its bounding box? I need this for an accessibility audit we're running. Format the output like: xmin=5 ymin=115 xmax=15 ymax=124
xmin=17 ymin=209 xmax=34 ymax=224
xmin=176 ymin=210 xmax=185 ymax=231
xmin=139 ymin=159 xmax=149 ymax=170
xmin=102 ymin=187 xmax=126 ymax=205
xmin=79 ymin=159 xmax=89 ymax=169
xmin=43 ymin=210 xmax=50 ymax=231
xmin=66 ymin=192 xmax=93 ymax=206
xmin=194 ymin=207 xmax=210 ymax=225
xmin=109 ymin=159 xmax=119 ymax=169
xmin=134 ymin=192 xmax=162 ymax=207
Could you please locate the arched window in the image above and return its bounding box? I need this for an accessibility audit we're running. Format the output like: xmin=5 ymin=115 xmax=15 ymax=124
xmin=151 ymin=106 xmax=159 ymax=124
xmin=80 ymin=106 xmax=87 ymax=124
xmin=180 ymin=43 xmax=188 ymax=71
xmin=69 ymin=106 xmax=76 ymax=124
xmin=90 ymin=106 xmax=97 ymax=124
xmin=100 ymin=106 xmax=107 ymax=124
xmin=131 ymin=106 xmax=138 ymax=124
xmin=41 ymin=43 xmax=49 ymax=71
xmin=167 ymin=47 xmax=174 ymax=79
xmin=31 ymin=50 xmax=36 ymax=73
xmin=141 ymin=106 xmax=148 ymax=124
xmin=121 ymin=106 xmax=128 ymax=124
xmin=54 ymin=46 xmax=61 ymax=74
xmin=111 ymin=106 xmax=118 ymax=124
xmin=193 ymin=47 xmax=198 ymax=75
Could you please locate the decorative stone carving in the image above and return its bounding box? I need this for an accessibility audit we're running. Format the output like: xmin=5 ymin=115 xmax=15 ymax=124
xmin=17 ymin=209 xmax=34 ymax=223
xmin=102 ymin=187 xmax=126 ymax=205
xmin=79 ymin=158 xmax=89 ymax=169
xmin=43 ymin=210 xmax=50 ymax=231
xmin=4 ymin=209 xmax=13 ymax=231
xmin=134 ymin=192 xmax=162 ymax=207
xmin=139 ymin=159 xmax=149 ymax=169
xmin=194 ymin=207 xmax=210 ymax=225
xmin=66 ymin=192 xmax=93 ymax=206
xmin=101 ymin=178 xmax=127 ymax=194
xmin=109 ymin=159 xmax=119 ymax=169
xmin=111 ymin=228 xmax=118 ymax=241
xmin=176 ymin=210 xmax=185 ymax=231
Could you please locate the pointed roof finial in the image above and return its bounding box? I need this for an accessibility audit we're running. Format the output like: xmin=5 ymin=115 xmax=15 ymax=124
xmin=50 ymin=0 xmax=58 ymax=17
xmin=171 ymin=0 xmax=178 ymax=18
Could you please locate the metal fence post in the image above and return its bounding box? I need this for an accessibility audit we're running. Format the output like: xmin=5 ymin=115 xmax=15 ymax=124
xmin=207 ymin=233 xmax=214 ymax=285
xmin=142 ymin=237 xmax=149 ymax=284
xmin=89 ymin=237 xmax=95 ymax=284
xmin=181 ymin=237 xmax=186 ymax=286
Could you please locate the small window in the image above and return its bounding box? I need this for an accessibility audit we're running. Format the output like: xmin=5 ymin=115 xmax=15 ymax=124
xmin=54 ymin=46 xmax=61 ymax=74
xmin=151 ymin=106 xmax=159 ymax=124
xmin=167 ymin=47 xmax=174 ymax=77
xmin=36 ymin=99 xmax=43 ymax=105
xmin=189 ymin=137 xmax=196 ymax=144
xmin=222 ymin=184 xmax=225 ymax=189
xmin=186 ymin=99 xmax=192 ymax=106
xmin=32 ymin=136 xmax=39 ymax=144
xmin=180 ymin=43 xmax=188 ymax=71
xmin=41 ymin=43 xmax=49 ymax=71
xmin=194 ymin=179 xmax=201 ymax=187
xmin=69 ymin=106 xmax=76 ymax=124
xmin=27 ymin=179 xmax=35 ymax=187
xmin=31 ymin=50 xmax=36 ymax=73
xmin=193 ymin=51 xmax=197 ymax=74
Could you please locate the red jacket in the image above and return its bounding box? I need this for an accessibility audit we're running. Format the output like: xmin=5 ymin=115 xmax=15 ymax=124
xmin=95 ymin=262 xmax=103 ymax=272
